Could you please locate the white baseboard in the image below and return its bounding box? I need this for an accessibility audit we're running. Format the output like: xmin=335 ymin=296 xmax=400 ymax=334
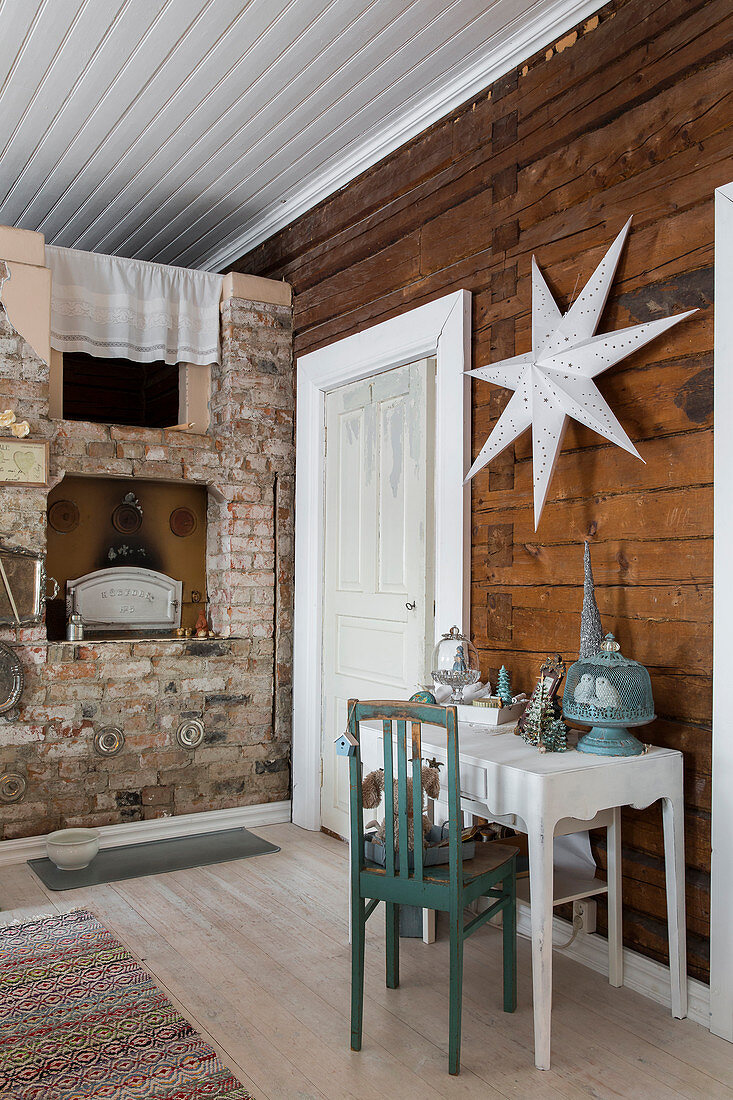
xmin=0 ymin=800 xmax=291 ymax=867
xmin=516 ymin=900 xmax=711 ymax=1030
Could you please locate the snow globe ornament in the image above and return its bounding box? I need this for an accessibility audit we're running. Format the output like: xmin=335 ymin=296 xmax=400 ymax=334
xmin=431 ymin=626 xmax=480 ymax=703
xmin=562 ymin=633 xmax=655 ymax=756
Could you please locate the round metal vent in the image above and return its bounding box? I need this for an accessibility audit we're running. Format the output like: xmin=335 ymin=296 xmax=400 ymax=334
xmin=93 ymin=726 xmax=125 ymax=757
xmin=0 ymin=772 xmax=27 ymax=804
xmin=176 ymin=718 xmax=205 ymax=749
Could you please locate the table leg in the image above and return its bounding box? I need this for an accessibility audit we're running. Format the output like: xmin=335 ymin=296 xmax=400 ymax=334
xmin=423 ymin=795 xmax=437 ymax=943
xmin=662 ymin=792 xmax=688 ymax=1019
xmin=607 ymin=806 xmax=623 ymax=987
xmin=527 ymin=812 xmax=555 ymax=1071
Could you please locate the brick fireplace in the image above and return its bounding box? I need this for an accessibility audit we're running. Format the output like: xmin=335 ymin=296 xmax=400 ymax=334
xmin=0 ymin=228 xmax=294 ymax=841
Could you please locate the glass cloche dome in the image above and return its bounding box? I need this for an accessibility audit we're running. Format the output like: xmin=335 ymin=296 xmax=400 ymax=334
xmin=431 ymin=626 xmax=480 ymax=703
xmin=563 ymin=633 xmax=655 ymax=756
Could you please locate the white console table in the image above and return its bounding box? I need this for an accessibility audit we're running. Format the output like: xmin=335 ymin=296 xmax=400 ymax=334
xmin=358 ymin=721 xmax=687 ymax=1070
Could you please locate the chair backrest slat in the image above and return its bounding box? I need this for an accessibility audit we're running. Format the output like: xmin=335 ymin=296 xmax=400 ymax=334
xmin=347 ymin=700 xmax=461 ymax=903
xmin=347 ymin=706 xmax=365 ymax=902
xmin=382 ymin=719 xmax=395 ymax=878
xmin=411 ymin=721 xmax=424 ymax=882
xmin=446 ymin=706 xmax=462 ymax=895
xmin=396 ymin=720 xmax=410 ymax=878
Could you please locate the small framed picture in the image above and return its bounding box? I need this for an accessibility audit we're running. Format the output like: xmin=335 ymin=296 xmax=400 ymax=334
xmin=0 ymin=439 xmax=49 ymax=487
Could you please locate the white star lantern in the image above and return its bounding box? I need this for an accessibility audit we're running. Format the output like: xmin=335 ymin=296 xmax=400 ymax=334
xmin=465 ymin=218 xmax=697 ymax=528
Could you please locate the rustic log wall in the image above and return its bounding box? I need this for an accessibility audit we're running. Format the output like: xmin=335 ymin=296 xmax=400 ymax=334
xmin=232 ymin=0 xmax=732 ymax=981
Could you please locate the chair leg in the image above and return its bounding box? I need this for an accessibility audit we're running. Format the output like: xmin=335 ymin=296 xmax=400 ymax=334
xmin=385 ymin=902 xmax=400 ymax=988
xmin=448 ymin=909 xmax=464 ymax=1075
xmin=351 ymin=896 xmax=366 ymax=1051
xmin=503 ymin=868 xmax=517 ymax=1014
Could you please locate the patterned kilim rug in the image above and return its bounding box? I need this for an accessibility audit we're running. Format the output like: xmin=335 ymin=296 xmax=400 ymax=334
xmin=0 ymin=909 xmax=252 ymax=1099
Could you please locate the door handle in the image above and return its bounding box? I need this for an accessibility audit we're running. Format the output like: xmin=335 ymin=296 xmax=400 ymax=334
xmin=405 ymin=601 xmax=416 ymax=610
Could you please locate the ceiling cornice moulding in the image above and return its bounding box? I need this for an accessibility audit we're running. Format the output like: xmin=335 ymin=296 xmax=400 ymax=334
xmin=205 ymin=0 xmax=605 ymax=272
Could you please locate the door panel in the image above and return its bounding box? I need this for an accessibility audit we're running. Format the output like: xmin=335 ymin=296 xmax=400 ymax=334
xmin=336 ymin=616 xmax=407 ymax=686
xmin=321 ymin=360 xmax=434 ymax=838
xmin=378 ymin=396 xmax=408 ymax=593
xmin=337 ymin=406 xmax=364 ymax=590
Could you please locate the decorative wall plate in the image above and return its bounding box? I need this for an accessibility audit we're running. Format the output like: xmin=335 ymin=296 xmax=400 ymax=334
xmin=112 ymin=503 xmax=142 ymax=534
xmin=48 ymin=499 xmax=80 ymax=534
xmin=176 ymin=718 xmax=205 ymax=748
xmin=0 ymin=641 xmax=23 ymax=713
xmin=170 ymin=506 xmax=197 ymax=537
xmin=93 ymin=726 xmax=125 ymax=756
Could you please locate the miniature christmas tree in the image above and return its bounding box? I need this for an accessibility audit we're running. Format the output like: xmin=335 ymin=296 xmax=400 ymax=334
xmin=580 ymin=541 xmax=604 ymax=659
xmin=545 ymin=717 xmax=568 ymax=753
xmin=497 ymin=666 xmax=513 ymax=705
xmin=521 ymin=677 xmax=555 ymax=750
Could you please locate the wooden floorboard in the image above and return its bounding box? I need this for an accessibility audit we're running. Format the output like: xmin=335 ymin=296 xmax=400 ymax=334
xmin=0 ymin=823 xmax=729 ymax=1099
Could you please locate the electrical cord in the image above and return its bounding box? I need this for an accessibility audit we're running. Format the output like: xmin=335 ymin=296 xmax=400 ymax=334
xmin=555 ymin=909 xmax=583 ymax=950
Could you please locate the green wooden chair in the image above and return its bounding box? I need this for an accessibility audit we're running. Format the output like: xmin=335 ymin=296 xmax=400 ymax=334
xmin=346 ymin=698 xmax=518 ymax=1075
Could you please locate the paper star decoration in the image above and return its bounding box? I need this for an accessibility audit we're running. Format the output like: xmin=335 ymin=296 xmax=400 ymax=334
xmin=465 ymin=218 xmax=697 ymax=528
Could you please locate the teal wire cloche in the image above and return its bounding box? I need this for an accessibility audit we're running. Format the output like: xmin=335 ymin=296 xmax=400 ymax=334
xmin=562 ymin=633 xmax=655 ymax=756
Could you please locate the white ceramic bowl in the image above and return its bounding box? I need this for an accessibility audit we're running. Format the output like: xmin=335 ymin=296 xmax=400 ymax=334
xmin=46 ymin=828 xmax=100 ymax=871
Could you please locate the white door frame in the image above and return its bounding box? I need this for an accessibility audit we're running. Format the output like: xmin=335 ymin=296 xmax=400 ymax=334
xmin=292 ymin=290 xmax=472 ymax=830
xmin=711 ymin=182 xmax=733 ymax=1039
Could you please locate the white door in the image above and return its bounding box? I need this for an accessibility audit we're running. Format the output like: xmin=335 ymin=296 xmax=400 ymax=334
xmin=321 ymin=359 xmax=434 ymax=838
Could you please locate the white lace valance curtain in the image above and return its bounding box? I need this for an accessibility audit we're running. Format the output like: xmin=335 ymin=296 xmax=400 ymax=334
xmin=46 ymin=246 xmax=223 ymax=366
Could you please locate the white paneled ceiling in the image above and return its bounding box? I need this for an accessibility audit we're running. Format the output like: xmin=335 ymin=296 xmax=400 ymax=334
xmin=0 ymin=0 xmax=602 ymax=271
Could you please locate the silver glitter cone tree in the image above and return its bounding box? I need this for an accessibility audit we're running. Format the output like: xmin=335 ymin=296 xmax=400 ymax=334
xmin=521 ymin=678 xmax=555 ymax=749
xmin=580 ymin=541 xmax=604 ymax=658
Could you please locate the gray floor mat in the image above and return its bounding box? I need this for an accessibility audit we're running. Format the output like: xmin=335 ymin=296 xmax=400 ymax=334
xmin=28 ymin=827 xmax=280 ymax=890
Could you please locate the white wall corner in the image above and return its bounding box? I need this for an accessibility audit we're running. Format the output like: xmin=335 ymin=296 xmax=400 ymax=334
xmin=711 ymin=183 xmax=733 ymax=1042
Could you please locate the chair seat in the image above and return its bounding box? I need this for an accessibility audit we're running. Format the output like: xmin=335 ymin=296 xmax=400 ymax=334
xmin=459 ymin=841 xmax=519 ymax=883
xmin=365 ymin=841 xmax=518 ymax=886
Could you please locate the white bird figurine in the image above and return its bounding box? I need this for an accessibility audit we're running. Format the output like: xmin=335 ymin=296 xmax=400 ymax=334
xmin=594 ymin=676 xmax=621 ymax=708
xmin=573 ymin=673 xmax=596 ymax=704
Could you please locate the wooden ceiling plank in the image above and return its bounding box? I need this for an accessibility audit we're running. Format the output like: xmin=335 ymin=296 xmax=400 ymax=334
xmin=0 ymin=0 xmax=608 ymax=268
xmin=9 ymin=0 xmax=176 ymax=230
xmin=0 ymin=0 xmax=86 ymax=170
xmin=81 ymin=0 xmax=378 ymax=257
xmin=1 ymin=0 xmax=137 ymax=222
xmin=156 ymin=0 xmax=496 ymax=266
xmin=32 ymin=0 xmax=219 ymax=241
xmin=98 ymin=0 xmax=424 ymax=260
xmin=0 ymin=0 xmax=50 ymax=102
xmin=66 ymin=0 xmax=308 ymax=252
xmin=197 ymin=0 xmax=606 ymax=269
